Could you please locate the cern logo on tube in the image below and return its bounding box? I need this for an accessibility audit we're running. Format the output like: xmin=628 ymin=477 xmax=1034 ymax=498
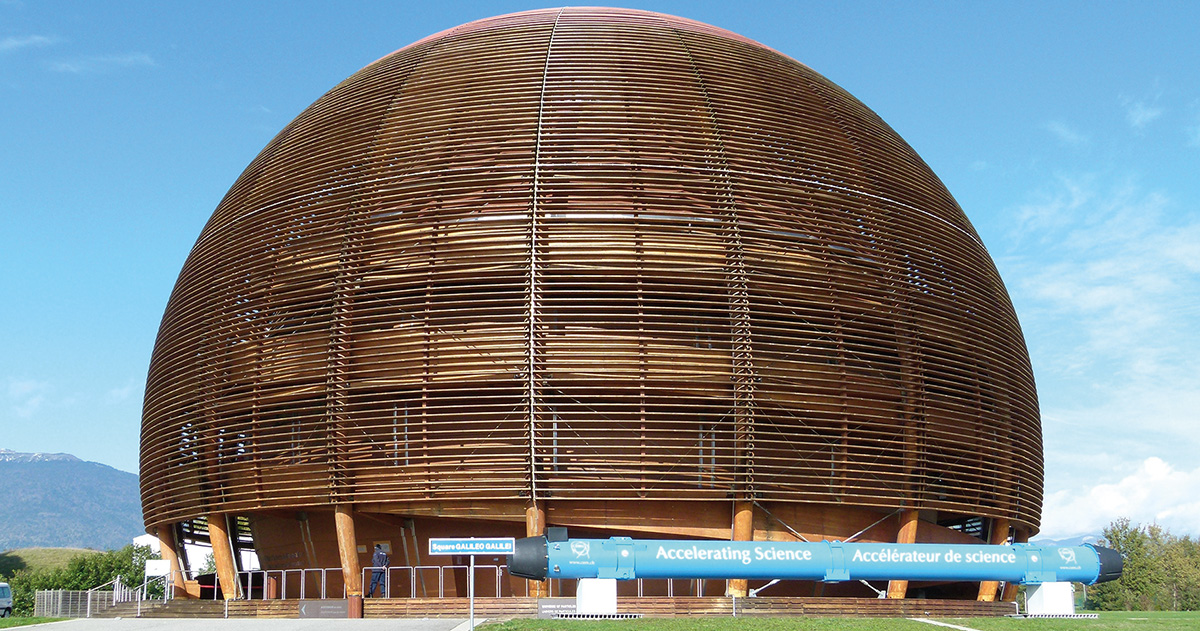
xmin=571 ymin=541 xmax=591 ymax=559
xmin=1058 ymin=548 xmax=1077 ymax=565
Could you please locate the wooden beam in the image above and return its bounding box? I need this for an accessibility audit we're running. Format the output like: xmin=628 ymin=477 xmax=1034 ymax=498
xmin=156 ymin=523 xmax=187 ymax=598
xmin=356 ymin=499 xmax=527 ymax=523
xmin=886 ymin=509 xmax=920 ymax=599
xmin=335 ymin=505 xmax=364 ymax=598
xmin=727 ymin=500 xmax=754 ymax=597
xmin=547 ymin=500 xmax=731 ymax=539
xmin=207 ymin=513 xmax=240 ymax=600
xmin=526 ymin=500 xmax=548 ymax=598
xmin=1001 ymin=526 xmax=1029 ymax=602
xmin=977 ymin=517 xmax=1011 ymax=601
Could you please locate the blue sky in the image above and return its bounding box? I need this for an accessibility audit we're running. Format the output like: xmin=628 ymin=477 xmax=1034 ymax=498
xmin=2 ymin=0 xmax=1197 ymax=540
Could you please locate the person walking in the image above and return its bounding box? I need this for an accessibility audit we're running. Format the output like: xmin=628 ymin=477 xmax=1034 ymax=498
xmin=367 ymin=544 xmax=389 ymax=597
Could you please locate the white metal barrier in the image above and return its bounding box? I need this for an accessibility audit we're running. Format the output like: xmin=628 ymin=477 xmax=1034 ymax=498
xmin=98 ymin=565 xmax=713 ymax=603
xmin=361 ymin=564 xmax=508 ymax=599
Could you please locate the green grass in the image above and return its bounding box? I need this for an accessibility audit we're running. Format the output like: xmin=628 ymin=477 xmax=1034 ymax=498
xmin=0 ymin=548 xmax=99 ymax=577
xmin=955 ymin=611 xmax=1200 ymax=631
xmin=0 ymin=619 xmax=64 ymax=629
xmin=483 ymin=611 xmax=1200 ymax=631
xmin=486 ymin=620 xmax=939 ymax=631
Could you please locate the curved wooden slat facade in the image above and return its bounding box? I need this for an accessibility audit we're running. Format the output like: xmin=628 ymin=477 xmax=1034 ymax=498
xmin=141 ymin=7 xmax=1042 ymax=584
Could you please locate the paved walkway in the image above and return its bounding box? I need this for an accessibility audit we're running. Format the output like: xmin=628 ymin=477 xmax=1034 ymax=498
xmin=23 ymin=619 xmax=477 ymax=631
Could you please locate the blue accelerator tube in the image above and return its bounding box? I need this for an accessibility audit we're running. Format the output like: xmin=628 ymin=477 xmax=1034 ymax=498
xmin=508 ymin=533 xmax=1122 ymax=585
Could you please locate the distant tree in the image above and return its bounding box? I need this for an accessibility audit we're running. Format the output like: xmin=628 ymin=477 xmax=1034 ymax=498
xmin=1089 ymin=517 xmax=1152 ymax=610
xmin=197 ymin=551 xmax=216 ymax=575
xmin=1161 ymin=535 xmax=1200 ymax=610
xmin=7 ymin=567 xmax=67 ymax=617
xmin=1088 ymin=518 xmax=1200 ymax=611
xmin=59 ymin=544 xmax=156 ymax=590
xmin=4 ymin=544 xmax=159 ymax=616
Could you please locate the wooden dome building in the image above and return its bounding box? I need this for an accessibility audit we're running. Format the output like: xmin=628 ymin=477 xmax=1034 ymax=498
xmin=141 ymin=7 xmax=1041 ymax=603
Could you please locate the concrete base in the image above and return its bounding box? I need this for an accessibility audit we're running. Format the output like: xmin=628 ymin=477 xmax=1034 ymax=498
xmin=1026 ymin=582 xmax=1075 ymax=616
xmin=575 ymin=579 xmax=617 ymax=615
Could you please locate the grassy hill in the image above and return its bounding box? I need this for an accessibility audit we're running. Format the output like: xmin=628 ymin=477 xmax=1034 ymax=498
xmin=0 ymin=547 xmax=100 ymax=577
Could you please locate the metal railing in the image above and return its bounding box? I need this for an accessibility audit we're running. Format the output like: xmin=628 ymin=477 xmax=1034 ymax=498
xmin=126 ymin=573 xmax=170 ymax=603
xmin=177 ymin=563 xmax=718 ymax=601
xmin=361 ymin=564 xmax=508 ymax=599
xmin=239 ymin=568 xmax=343 ymax=600
xmin=58 ymin=565 xmax=717 ymax=606
xmin=34 ymin=588 xmax=115 ymax=618
xmin=85 ymin=576 xmax=127 ymax=617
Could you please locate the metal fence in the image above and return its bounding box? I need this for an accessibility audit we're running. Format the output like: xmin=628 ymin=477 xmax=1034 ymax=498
xmin=36 ymin=566 xmax=717 ymax=614
xmin=34 ymin=589 xmax=115 ymax=618
xmin=34 ymin=575 xmax=144 ymax=618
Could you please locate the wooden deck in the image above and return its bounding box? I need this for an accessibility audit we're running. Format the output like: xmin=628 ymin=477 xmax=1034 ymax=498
xmin=225 ymin=596 xmax=1016 ymax=619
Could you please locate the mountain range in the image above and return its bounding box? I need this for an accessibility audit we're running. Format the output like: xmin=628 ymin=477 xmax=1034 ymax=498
xmin=1029 ymin=534 xmax=1104 ymax=548
xmin=0 ymin=449 xmax=144 ymax=551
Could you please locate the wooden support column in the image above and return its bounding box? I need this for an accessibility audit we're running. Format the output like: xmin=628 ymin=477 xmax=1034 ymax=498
xmin=977 ymin=517 xmax=1011 ymax=601
xmin=526 ymin=500 xmax=548 ymax=598
xmin=1001 ymin=526 xmax=1029 ymax=602
xmin=207 ymin=513 xmax=240 ymax=600
xmin=335 ymin=505 xmax=364 ymax=617
xmin=727 ymin=500 xmax=754 ymax=597
xmin=886 ymin=509 xmax=920 ymax=599
xmin=156 ymin=523 xmax=187 ymax=598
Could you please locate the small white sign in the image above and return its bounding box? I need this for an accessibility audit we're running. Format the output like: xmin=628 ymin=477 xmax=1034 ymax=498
xmin=428 ymin=537 xmax=515 ymax=556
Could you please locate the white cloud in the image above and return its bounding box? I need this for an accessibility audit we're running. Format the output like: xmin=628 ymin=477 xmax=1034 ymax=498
xmin=1012 ymin=173 xmax=1094 ymax=238
xmin=1013 ymin=177 xmax=1197 ymax=381
xmin=1041 ymin=457 xmax=1200 ymax=539
xmin=5 ymin=377 xmax=49 ymax=418
xmin=1157 ymin=222 xmax=1200 ymax=274
xmin=1041 ymin=373 xmax=1200 ymax=482
xmin=1044 ymin=121 xmax=1089 ymax=146
xmin=105 ymin=379 xmax=141 ymax=404
xmin=1004 ymin=174 xmax=1200 ymax=539
xmin=0 ymin=34 xmax=56 ymax=52
xmin=1188 ymin=121 xmax=1200 ymax=148
xmin=1122 ymin=99 xmax=1163 ymax=129
xmin=48 ymin=52 xmax=156 ymax=73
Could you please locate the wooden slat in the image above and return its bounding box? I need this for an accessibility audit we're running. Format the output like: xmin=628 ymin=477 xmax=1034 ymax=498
xmin=225 ymin=596 xmax=1016 ymax=619
xmin=142 ymin=7 xmax=1042 ymax=546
